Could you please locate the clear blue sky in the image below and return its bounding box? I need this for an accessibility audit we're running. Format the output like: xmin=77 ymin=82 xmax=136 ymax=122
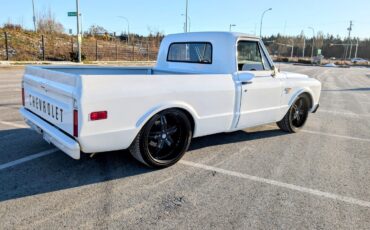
xmin=1 ymin=0 xmax=369 ymax=38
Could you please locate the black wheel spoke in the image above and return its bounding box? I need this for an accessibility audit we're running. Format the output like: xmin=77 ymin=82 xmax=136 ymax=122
xmin=149 ymin=131 xmax=162 ymax=139
xmin=160 ymin=115 xmax=168 ymax=132
xmin=297 ymin=99 xmax=303 ymax=110
xmin=166 ymin=135 xmax=175 ymax=146
xmin=166 ymin=126 xmax=178 ymax=135
xmin=157 ymin=139 xmax=164 ymax=150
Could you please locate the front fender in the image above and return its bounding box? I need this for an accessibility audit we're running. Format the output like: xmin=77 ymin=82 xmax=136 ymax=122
xmin=288 ymin=87 xmax=314 ymax=108
xmin=135 ymin=101 xmax=199 ymax=134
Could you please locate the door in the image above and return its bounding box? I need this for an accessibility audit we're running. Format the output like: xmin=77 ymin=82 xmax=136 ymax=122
xmin=236 ymin=40 xmax=284 ymax=129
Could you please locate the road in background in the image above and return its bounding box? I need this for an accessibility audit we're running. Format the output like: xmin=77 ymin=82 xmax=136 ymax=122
xmin=0 ymin=64 xmax=369 ymax=229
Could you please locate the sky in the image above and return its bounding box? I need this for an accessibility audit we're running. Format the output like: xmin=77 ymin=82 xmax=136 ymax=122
xmin=1 ymin=0 xmax=369 ymax=38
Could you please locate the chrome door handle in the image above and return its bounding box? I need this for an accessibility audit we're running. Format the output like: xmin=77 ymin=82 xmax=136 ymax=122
xmin=241 ymin=81 xmax=253 ymax=85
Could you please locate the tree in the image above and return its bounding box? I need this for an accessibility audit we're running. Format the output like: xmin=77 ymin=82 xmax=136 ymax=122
xmin=88 ymin=25 xmax=108 ymax=37
xmin=37 ymin=8 xmax=64 ymax=34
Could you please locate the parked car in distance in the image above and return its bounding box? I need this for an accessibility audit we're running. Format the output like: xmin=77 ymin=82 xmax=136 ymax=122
xmin=20 ymin=32 xmax=321 ymax=168
xmin=351 ymin=58 xmax=369 ymax=65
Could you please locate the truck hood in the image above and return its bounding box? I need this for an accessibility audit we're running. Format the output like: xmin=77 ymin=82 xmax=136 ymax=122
xmin=282 ymin=71 xmax=309 ymax=79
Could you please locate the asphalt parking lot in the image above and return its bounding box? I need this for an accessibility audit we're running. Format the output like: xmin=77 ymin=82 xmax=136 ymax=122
xmin=0 ymin=64 xmax=369 ymax=229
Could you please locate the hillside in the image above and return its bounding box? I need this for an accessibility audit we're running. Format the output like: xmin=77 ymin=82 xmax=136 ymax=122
xmin=0 ymin=28 xmax=160 ymax=62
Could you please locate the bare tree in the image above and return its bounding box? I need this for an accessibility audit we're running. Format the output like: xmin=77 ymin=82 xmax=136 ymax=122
xmin=37 ymin=8 xmax=64 ymax=34
xmin=88 ymin=25 xmax=108 ymax=37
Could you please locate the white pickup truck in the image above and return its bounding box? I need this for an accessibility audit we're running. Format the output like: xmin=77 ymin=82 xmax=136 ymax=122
xmin=20 ymin=32 xmax=321 ymax=168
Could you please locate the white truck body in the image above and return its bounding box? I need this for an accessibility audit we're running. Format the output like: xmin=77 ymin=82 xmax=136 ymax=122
xmin=20 ymin=32 xmax=321 ymax=161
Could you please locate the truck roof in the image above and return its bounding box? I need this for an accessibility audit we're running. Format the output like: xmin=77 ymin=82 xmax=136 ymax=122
xmin=164 ymin=31 xmax=260 ymax=40
xmin=155 ymin=32 xmax=261 ymax=74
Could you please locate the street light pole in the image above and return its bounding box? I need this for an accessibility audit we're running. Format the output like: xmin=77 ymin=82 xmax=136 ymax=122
xmin=32 ymin=0 xmax=37 ymax=32
xmin=76 ymin=0 xmax=81 ymax=63
xmin=308 ymin=27 xmax=315 ymax=60
xmin=229 ymin=24 xmax=236 ymax=32
xmin=259 ymin=8 xmax=272 ymax=38
xmin=185 ymin=0 xmax=189 ymax=33
xmin=290 ymin=39 xmax=294 ymax=58
xmin=118 ymin=16 xmax=130 ymax=44
xmin=181 ymin=14 xmax=191 ymax=32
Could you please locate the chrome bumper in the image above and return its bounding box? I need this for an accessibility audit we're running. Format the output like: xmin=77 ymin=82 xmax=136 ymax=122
xmin=19 ymin=108 xmax=81 ymax=159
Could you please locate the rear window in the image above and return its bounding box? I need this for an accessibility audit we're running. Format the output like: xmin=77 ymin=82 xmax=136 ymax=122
xmin=167 ymin=42 xmax=212 ymax=64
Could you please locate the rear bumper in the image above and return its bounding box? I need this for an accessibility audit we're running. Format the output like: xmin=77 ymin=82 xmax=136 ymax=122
xmin=19 ymin=108 xmax=81 ymax=159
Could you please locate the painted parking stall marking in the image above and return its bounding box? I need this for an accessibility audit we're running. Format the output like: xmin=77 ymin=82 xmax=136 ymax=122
xmin=180 ymin=160 xmax=370 ymax=208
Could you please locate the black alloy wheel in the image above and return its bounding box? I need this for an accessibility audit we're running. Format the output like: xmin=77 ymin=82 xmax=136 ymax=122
xmin=277 ymin=94 xmax=310 ymax=133
xmin=129 ymin=109 xmax=192 ymax=168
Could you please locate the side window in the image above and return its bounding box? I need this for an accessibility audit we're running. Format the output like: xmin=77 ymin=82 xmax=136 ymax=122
xmin=167 ymin=42 xmax=212 ymax=64
xmin=237 ymin=41 xmax=264 ymax=71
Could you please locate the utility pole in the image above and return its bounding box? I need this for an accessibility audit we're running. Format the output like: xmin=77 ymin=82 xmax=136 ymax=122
xmin=344 ymin=21 xmax=353 ymax=60
xmin=32 ymin=0 xmax=37 ymax=32
xmin=76 ymin=0 xmax=81 ymax=62
xmin=185 ymin=0 xmax=188 ymax=33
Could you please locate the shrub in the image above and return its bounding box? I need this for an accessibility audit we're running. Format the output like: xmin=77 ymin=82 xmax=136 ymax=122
xmin=69 ymin=52 xmax=86 ymax=62
xmin=298 ymin=59 xmax=312 ymax=64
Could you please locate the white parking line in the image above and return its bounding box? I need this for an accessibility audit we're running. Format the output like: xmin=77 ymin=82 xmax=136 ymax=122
xmin=318 ymin=109 xmax=370 ymax=118
xmin=0 ymin=120 xmax=28 ymax=129
xmin=301 ymin=129 xmax=370 ymax=142
xmin=266 ymin=125 xmax=370 ymax=142
xmin=180 ymin=160 xmax=370 ymax=208
xmin=0 ymin=149 xmax=58 ymax=170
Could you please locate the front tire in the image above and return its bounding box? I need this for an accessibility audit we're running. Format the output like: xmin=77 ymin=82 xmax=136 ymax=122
xmin=277 ymin=94 xmax=310 ymax=133
xmin=129 ymin=109 xmax=192 ymax=168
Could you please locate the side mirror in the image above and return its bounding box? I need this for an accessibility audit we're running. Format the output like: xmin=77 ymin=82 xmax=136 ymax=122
xmin=271 ymin=66 xmax=279 ymax=77
xmin=238 ymin=72 xmax=255 ymax=84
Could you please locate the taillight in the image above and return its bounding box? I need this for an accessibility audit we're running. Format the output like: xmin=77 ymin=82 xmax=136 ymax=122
xmin=21 ymin=87 xmax=25 ymax=106
xmin=90 ymin=111 xmax=108 ymax=121
xmin=73 ymin=109 xmax=78 ymax=137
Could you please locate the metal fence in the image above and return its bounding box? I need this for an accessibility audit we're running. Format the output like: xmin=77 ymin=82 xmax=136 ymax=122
xmin=0 ymin=31 xmax=160 ymax=62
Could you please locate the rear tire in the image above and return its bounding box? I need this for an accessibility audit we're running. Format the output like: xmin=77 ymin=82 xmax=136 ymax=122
xmin=277 ymin=94 xmax=310 ymax=133
xmin=129 ymin=109 xmax=192 ymax=168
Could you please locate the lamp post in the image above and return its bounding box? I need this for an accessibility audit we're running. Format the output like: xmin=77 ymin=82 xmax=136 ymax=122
xmin=308 ymin=26 xmax=315 ymax=60
xmin=184 ymin=0 xmax=189 ymax=32
xmin=118 ymin=16 xmax=130 ymax=44
xmin=229 ymin=24 xmax=236 ymax=32
xmin=181 ymin=14 xmax=191 ymax=32
xmin=32 ymin=0 xmax=37 ymax=32
xmin=290 ymin=39 xmax=294 ymax=58
xmin=259 ymin=8 xmax=272 ymax=38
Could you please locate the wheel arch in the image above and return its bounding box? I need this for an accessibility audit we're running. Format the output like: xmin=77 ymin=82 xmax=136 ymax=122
xmin=135 ymin=102 xmax=198 ymax=136
xmin=288 ymin=88 xmax=314 ymax=110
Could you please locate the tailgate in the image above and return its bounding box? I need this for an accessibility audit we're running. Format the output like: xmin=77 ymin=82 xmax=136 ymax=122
xmin=23 ymin=66 xmax=79 ymax=136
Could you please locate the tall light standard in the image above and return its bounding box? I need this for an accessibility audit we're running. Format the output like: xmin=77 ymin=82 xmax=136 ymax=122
xmin=76 ymin=0 xmax=81 ymax=63
xmin=290 ymin=39 xmax=294 ymax=58
xmin=181 ymin=14 xmax=191 ymax=32
xmin=183 ymin=0 xmax=189 ymax=33
xmin=32 ymin=0 xmax=37 ymax=32
xmin=308 ymin=26 xmax=315 ymax=60
xmin=302 ymin=31 xmax=306 ymax=58
xmin=259 ymin=8 xmax=272 ymax=38
xmin=229 ymin=24 xmax=236 ymax=32
xmin=118 ymin=16 xmax=130 ymax=44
